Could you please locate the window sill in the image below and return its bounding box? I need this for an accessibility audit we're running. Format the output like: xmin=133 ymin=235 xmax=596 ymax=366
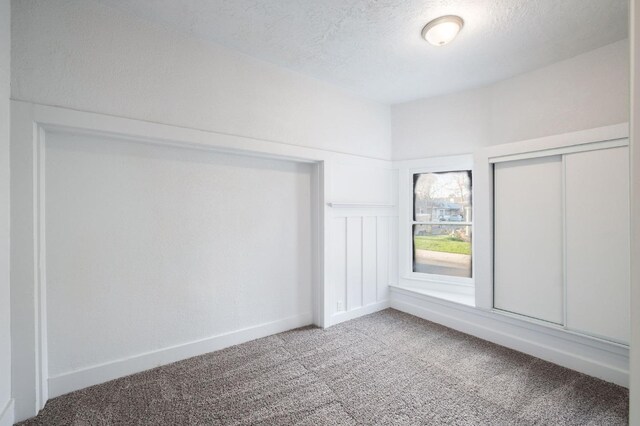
xmin=403 ymin=272 xmax=473 ymax=287
xmin=391 ymin=284 xmax=475 ymax=307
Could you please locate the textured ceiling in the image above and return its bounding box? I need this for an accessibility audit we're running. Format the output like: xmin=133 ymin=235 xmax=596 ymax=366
xmin=97 ymin=0 xmax=629 ymax=104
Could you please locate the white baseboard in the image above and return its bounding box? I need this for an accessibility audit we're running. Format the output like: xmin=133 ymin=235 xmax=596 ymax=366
xmin=390 ymin=287 xmax=629 ymax=387
xmin=48 ymin=312 xmax=313 ymax=399
xmin=0 ymin=399 xmax=14 ymax=426
xmin=330 ymin=300 xmax=390 ymax=326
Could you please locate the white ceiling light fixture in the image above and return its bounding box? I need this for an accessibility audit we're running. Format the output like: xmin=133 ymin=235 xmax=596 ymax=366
xmin=421 ymin=15 xmax=464 ymax=46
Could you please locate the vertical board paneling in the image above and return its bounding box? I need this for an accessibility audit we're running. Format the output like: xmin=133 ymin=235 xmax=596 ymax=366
xmin=346 ymin=217 xmax=363 ymax=310
xmin=376 ymin=216 xmax=390 ymax=302
xmin=389 ymin=216 xmax=398 ymax=288
xmin=362 ymin=217 xmax=377 ymax=306
xmin=331 ymin=212 xmax=398 ymax=314
xmin=333 ymin=217 xmax=347 ymax=313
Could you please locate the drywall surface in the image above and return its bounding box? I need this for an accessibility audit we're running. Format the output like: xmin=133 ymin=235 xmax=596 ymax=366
xmin=11 ymin=0 xmax=391 ymax=160
xmin=391 ymin=86 xmax=492 ymax=160
xmin=0 ymin=0 xmax=11 ymax=424
xmin=630 ymin=0 xmax=639 ymax=422
xmin=391 ymin=39 xmax=630 ymax=160
xmin=44 ymin=130 xmax=313 ymax=377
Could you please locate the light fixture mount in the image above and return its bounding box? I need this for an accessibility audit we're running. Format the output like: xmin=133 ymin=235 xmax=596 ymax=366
xmin=421 ymin=15 xmax=464 ymax=46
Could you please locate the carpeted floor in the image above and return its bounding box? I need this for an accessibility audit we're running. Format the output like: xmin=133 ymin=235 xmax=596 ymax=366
xmin=20 ymin=309 xmax=628 ymax=425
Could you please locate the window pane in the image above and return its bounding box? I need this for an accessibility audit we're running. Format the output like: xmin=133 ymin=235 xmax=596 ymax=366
xmin=414 ymin=171 xmax=472 ymax=222
xmin=413 ymin=224 xmax=472 ymax=278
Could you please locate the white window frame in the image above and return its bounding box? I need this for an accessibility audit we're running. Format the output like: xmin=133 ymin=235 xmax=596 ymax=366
xmin=397 ymin=154 xmax=474 ymax=288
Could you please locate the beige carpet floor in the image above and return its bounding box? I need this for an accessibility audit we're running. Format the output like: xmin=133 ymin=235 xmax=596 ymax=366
xmin=20 ymin=309 xmax=628 ymax=425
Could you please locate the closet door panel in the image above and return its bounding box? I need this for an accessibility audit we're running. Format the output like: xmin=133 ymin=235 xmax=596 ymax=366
xmin=493 ymin=156 xmax=564 ymax=324
xmin=565 ymin=146 xmax=630 ymax=343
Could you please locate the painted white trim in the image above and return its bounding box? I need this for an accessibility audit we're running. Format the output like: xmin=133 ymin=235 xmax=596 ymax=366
xmin=630 ymin=1 xmax=640 ymax=422
xmin=330 ymin=300 xmax=390 ymax=326
xmin=27 ymin=102 xmax=392 ymax=167
xmin=481 ymin=123 xmax=629 ymax=161
xmin=392 ymin=284 xmax=474 ymax=307
xmin=402 ymin=271 xmax=474 ymax=287
xmin=390 ymin=287 xmax=629 ymax=387
xmin=10 ymin=100 xmax=47 ymax=421
xmin=311 ymin=164 xmax=324 ymax=328
xmin=48 ymin=312 xmax=312 ymax=399
xmin=392 ymin=154 xmax=473 ymax=171
xmin=488 ymin=138 xmax=629 ymax=163
xmin=35 ymin=128 xmax=48 ymax=413
xmin=0 ymin=399 xmax=14 ymax=426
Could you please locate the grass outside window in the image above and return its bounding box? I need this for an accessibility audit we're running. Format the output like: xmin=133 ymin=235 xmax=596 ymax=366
xmin=413 ymin=234 xmax=471 ymax=255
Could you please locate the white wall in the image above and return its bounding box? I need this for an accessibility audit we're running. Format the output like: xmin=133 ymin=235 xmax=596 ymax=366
xmin=391 ymin=39 xmax=629 ymax=160
xmin=0 ymin=0 xmax=12 ymax=425
xmin=330 ymin=211 xmax=397 ymax=323
xmin=45 ymin=130 xmax=313 ymax=383
xmin=10 ymin=102 xmax=397 ymax=421
xmin=630 ymin=0 xmax=639 ymax=422
xmin=11 ymin=0 xmax=391 ymax=160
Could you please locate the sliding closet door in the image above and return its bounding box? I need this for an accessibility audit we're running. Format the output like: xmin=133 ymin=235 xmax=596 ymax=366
xmin=493 ymin=156 xmax=564 ymax=324
xmin=565 ymin=146 xmax=630 ymax=343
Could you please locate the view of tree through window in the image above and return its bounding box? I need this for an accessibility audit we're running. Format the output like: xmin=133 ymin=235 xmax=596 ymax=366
xmin=413 ymin=171 xmax=472 ymax=278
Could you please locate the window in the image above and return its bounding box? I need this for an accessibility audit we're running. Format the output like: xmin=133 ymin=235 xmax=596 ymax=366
xmin=412 ymin=170 xmax=472 ymax=278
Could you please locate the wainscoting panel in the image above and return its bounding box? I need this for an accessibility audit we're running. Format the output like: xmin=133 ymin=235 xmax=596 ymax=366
xmin=346 ymin=217 xmax=363 ymax=311
xmin=331 ymin=209 xmax=397 ymax=325
xmin=362 ymin=217 xmax=377 ymax=307
xmin=332 ymin=217 xmax=348 ymax=313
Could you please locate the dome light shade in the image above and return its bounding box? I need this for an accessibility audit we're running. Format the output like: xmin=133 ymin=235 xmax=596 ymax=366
xmin=421 ymin=15 xmax=464 ymax=46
